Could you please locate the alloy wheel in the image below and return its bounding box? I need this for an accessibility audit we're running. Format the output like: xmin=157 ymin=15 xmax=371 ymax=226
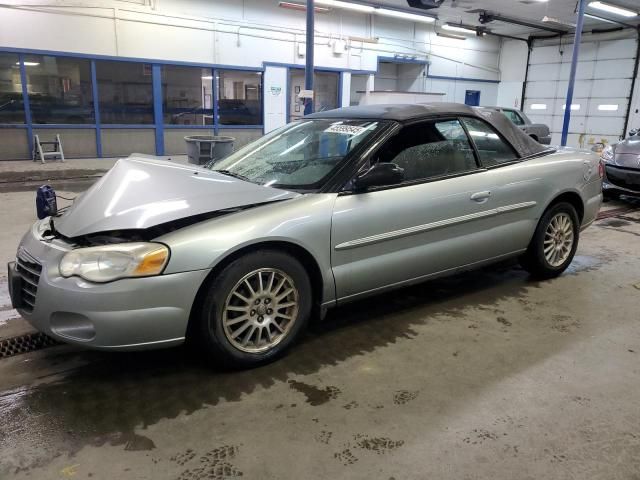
xmin=543 ymin=212 xmax=574 ymax=267
xmin=222 ymin=268 xmax=299 ymax=353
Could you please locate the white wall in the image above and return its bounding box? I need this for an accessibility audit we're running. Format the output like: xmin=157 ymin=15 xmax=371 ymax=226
xmin=0 ymin=0 xmax=503 ymax=127
xmin=264 ymin=65 xmax=287 ymax=133
xmin=496 ymin=39 xmax=529 ymax=109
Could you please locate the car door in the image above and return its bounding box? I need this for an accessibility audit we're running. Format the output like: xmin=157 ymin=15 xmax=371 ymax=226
xmin=459 ymin=116 xmax=544 ymax=254
xmin=330 ymin=119 xmax=506 ymax=302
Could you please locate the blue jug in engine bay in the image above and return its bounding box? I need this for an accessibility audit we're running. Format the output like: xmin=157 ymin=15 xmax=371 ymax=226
xmin=36 ymin=185 xmax=58 ymax=219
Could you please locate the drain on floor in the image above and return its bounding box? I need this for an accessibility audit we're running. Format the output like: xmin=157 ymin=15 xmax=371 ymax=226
xmin=0 ymin=332 xmax=58 ymax=358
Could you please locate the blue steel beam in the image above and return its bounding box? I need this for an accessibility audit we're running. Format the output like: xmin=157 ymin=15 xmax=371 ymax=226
xmin=18 ymin=55 xmax=34 ymax=158
xmin=560 ymin=0 xmax=587 ymax=147
xmin=152 ymin=64 xmax=165 ymax=155
xmin=304 ymin=0 xmax=314 ymax=116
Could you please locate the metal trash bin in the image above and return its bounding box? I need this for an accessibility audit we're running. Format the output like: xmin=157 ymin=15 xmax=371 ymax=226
xmin=184 ymin=135 xmax=235 ymax=165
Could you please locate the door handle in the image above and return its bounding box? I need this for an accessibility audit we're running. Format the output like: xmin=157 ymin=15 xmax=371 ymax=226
xmin=470 ymin=191 xmax=492 ymax=202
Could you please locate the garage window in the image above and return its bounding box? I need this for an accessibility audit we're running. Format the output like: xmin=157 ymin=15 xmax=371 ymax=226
xmin=96 ymin=61 xmax=154 ymax=124
xmin=162 ymin=65 xmax=213 ymax=126
xmin=217 ymin=70 xmax=262 ymax=125
xmin=461 ymin=117 xmax=518 ymax=167
xmin=22 ymin=55 xmax=94 ymax=124
xmin=0 ymin=53 xmax=24 ymax=124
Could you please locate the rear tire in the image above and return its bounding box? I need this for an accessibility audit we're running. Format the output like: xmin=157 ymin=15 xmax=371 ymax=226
xmin=520 ymin=202 xmax=580 ymax=279
xmin=195 ymin=249 xmax=312 ymax=369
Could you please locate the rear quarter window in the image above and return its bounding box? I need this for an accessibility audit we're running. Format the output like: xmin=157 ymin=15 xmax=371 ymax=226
xmin=461 ymin=117 xmax=519 ymax=167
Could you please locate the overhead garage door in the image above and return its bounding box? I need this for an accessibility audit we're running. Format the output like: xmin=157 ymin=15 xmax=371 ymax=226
xmin=522 ymin=35 xmax=638 ymax=147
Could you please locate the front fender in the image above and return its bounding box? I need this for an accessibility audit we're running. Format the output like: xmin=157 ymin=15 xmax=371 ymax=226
xmin=157 ymin=193 xmax=338 ymax=304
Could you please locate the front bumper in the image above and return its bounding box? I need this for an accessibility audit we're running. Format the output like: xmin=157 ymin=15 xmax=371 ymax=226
xmin=11 ymin=222 xmax=210 ymax=350
xmin=603 ymin=165 xmax=640 ymax=196
xmin=538 ymin=135 xmax=552 ymax=145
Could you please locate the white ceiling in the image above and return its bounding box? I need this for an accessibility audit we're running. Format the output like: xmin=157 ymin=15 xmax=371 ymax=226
xmin=372 ymin=0 xmax=640 ymax=36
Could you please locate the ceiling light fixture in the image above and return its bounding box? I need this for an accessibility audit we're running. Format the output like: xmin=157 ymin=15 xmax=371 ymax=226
xmin=436 ymin=32 xmax=466 ymax=40
xmin=587 ymin=1 xmax=638 ymax=18
xmin=315 ymin=0 xmax=374 ymax=13
xmin=542 ymin=16 xmax=576 ymax=27
xmin=315 ymin=0 xmax=435 ymax=22
xmin=376 ymin=8 xmax=435 ymax=23
xmin=442 ymin=23 xmax=477 ymax=34
xmin=17 ymin=61 xmax=40 ymax=66
xmin=584 ymin=12 xmax=619 ymax=23
xmin=279 ymin=1 xmax=330 ymax=13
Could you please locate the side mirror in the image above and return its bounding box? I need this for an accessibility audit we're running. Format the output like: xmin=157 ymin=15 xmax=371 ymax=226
xmin=629 ymin=129 xmax=638 ymax=137
xmin=353 ymin=162 xmax=404 ymax=191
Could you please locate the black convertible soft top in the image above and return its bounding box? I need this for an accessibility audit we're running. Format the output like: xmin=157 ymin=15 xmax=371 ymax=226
xmin=307 ymin=103 xmax=550 ymax=159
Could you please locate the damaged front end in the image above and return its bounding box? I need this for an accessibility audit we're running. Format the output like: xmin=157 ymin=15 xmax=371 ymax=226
xmin=48 ymin=205 xmax=265 ymax=247
xmin=45 ymin=156 xmax=299 ymax=242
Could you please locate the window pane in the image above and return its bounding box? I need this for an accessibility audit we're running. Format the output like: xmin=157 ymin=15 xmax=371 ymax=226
xmin=378 ymin=120 xmax=477 ymax=182
xmin=0 ymin=53 xmax=24 ymax=124
xmin=217 ymin=70 xmax=262 ymax=125
xmin=23 ymin=55 xmax=94 ymax=124
xmin=162 ymin=66 xmax=213 ymax=125
xmin=461 ymin=117 xmax=518 ymax=167
xmin=289 ymin=70 xmax=338 ymax=122
xmin=503 ymin=109 xmax=524 ymax=126
xmin=314 ymin=72 xmax=339 ymax=113
xmin=96 ymin=61 xmax=154 ymax=124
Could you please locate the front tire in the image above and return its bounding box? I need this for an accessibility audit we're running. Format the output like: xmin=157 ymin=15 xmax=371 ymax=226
xmin=196 ymin=250 xmax=312 ymax=368
xmin=520 ymin=202 xmax=580 ymax=279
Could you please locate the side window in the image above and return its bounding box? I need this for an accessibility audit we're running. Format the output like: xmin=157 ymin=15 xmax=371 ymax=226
xmin=375 ymin=119 xmax=478 ymax=183
xmin=503 ymin=110 xmax=525 ymax=126
xmin=460 ymin=117 xmax=518 ymax=167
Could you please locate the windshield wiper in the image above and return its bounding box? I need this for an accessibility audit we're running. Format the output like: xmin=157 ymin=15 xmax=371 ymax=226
xmin=215 ymin=170 xmax=253 ymax=183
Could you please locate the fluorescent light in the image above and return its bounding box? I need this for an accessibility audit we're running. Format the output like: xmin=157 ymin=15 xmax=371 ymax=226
xmin=588 ymin=1 xmax=637 ymax=18
xmin=598 ymin=104 xmax=619 ymax=111
xmin=584 ymin=12 xmax=619 ymax=23
xmin=562 ymin=104 xmax=581 ymax=110
xmin=315 ymin=0 xmax=374 ymax=13
xmin=376 ymin=8 xmax=435 ymax=23
xmin=542 ymin=16 xmax=576 ymax=27
xmin=530 ymin=103 xmax=547 ymax=110
xmin=279 ymin=1 xmax=330 ymax=12
xmin=436 ymin=32 xmax=466 ymax=40
xmin=202 ymin=76 xmax=213 ymax=80
xmin=442 ymin=23 xmax=477 ymax=34
xmin=315 ymin=1 xmax=436 ymax=23
xmin=17 ymin=61 xmax=40 ymax=66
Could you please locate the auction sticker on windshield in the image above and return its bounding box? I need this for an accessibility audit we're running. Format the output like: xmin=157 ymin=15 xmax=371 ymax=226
xmin=324 ymin=124 xmax=367 ymax=136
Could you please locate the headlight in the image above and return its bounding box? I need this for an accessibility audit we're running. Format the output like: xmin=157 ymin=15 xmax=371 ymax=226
xmin=59 ymin=242 xmax=169 ymax=283
xmin=601 ymin=144 xmax=614 ymax=163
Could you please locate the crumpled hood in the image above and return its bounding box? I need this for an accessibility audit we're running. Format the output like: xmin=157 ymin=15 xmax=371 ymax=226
xmin=54 ymin=156 xmax=299 ymax=237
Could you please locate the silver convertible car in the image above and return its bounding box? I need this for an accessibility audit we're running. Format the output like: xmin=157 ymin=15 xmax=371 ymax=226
xmin=9 ymin=103 xmax=603 ymax=367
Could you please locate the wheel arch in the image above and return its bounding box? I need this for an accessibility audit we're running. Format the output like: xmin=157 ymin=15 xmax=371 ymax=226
xmin=187 ymin=240 xmax=327 ymax=338
xmin=544 ymin=190 xmax=585 ymax=223
xmin=529 ymin=133 xmax=539 ymax=142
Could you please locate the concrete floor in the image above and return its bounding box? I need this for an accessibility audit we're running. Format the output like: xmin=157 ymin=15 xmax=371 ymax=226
xmin=1 ymin=191 xmax=639 ymax=479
